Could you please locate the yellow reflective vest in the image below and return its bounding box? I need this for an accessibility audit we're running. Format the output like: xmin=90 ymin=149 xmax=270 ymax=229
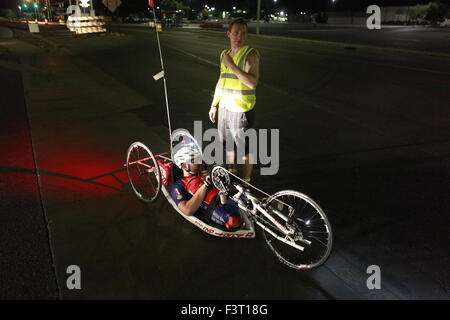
xmin=212 ymin=45 xmax=260 ymax=113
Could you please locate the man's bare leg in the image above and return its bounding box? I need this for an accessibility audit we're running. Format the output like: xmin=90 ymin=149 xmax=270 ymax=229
xmin=242 ymin=153 xmax=254 ymax=182
xmin=226 ymin=150 xmax=237 ymax=173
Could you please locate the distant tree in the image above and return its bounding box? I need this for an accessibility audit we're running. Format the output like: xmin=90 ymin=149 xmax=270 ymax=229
xmin=408 ymin=4 xmax=429 ymax=21
xmin=200 ymin=8 xmax=209 ymax=20
xmin=44 ymin=5 xmax=57 ymax=21
xmin=424 ymin=1 xmax=450 ymax=25
xmin=160 ymin=0 xmax=181 ymax=12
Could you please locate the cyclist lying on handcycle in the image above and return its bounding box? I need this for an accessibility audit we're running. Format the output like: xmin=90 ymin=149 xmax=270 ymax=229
xmin=170 ymin=146 xmax=244 ymax=231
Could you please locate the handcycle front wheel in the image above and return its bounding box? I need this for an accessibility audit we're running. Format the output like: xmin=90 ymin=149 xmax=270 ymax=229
xmin=126 ymin=142 xmax=161 ymax=203
xmin=261 ymin=190 xmax=333 ymax=270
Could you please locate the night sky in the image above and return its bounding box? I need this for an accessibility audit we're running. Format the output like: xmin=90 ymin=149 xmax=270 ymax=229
xmin=172 ymin=0 xmax=450 ymax=11
xmin=189 ymin=0 xmax=450 ymax=11
xmin=2 ymin=0 xmax=450 ymax=14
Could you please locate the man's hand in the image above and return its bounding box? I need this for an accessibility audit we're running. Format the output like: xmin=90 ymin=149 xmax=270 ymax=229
xmin=203 ymin=175 xmax=212 ymax=188
xmin=222 ymin=53 xmax=236 ymax=69
xmin=223 ymin=51 xmax=259 ymax=89
xmin=209 ymin=106 xmax=217 ymax=123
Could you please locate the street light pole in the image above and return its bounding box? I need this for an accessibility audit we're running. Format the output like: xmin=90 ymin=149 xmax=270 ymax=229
xmin=256 ymin=0 xmax=261 ymax=34
xmin=46 ymin=0 xmax=52 ymax=21
xmin=90 ymin=0 xmax=95 ymax=16
xmin=33 ymin=2 xmax=38 ymax=20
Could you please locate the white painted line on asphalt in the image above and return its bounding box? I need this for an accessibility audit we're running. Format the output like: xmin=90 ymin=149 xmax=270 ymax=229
xmin=169 ymin=42 xmax=450 ymax=80
xmin=288 ymin=29 xmax=343 ymax=32
xmin=165 ymin=45 xmax=218 ymax=67
xmin=367 ymin=61 xmax=450 ymax=76
xmin=389 ymin=28 xmax=430 ymax=32
xmin=395 ymin=38 xmax=421 ymax=42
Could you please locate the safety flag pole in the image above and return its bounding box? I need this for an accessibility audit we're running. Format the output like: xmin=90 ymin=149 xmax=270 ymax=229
xmin=149 ymin=0 xmax=173 ymax=155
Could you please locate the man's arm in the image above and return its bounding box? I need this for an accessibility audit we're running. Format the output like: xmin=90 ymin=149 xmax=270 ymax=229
xmin=177 ymin=184 xmax=209 ymax=216
xmin=211 ymin=79 xmax=221 ymax=108
xmin=209 ymin=79 xmax=221 ymax=123
xmin=222 ymin=51 xmax=260 ymax=89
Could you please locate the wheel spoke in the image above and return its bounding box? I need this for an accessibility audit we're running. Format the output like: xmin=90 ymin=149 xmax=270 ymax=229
xmin=147 ymin=176 xmax=156 ymax=193
xmin=288 ymin=195 xmax=296 ymax=218
xmin=307 ymin=235 xmax=329 ymax=247
xmin=136 ymin=161 xmax=155 ymax=170
xmin=298 ymin=197 xmax=307 ymax=217
xmin=306 ymin=210 xmax=319 ymax=223
xmin=307 ymin=231 xmax=329 ymax=234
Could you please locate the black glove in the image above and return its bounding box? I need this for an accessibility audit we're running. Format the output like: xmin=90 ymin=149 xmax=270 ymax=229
xmin=203 ymin=176 xmax=212 ymax=188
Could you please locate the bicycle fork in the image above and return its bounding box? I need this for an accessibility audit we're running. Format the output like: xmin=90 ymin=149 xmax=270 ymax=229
xmin=254 ymin=203 xmax=306 ymax=252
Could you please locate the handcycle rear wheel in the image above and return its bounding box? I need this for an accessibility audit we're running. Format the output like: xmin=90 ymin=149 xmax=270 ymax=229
xmin=126 ymin=142 xmax=161 ymax=203
xmin=261 ymin=190 xmax=333 ymax=270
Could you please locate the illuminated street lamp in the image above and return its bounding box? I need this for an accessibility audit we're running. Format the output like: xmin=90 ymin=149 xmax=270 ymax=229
xmin=32 ymin=2 xmax=39 ymax=20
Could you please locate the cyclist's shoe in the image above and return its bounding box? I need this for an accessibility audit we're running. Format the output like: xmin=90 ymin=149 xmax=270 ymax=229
xmin=239 ymin=192 xmax=253 ymax=210
xmin=225 ymin=216 xmax=244 ymax=231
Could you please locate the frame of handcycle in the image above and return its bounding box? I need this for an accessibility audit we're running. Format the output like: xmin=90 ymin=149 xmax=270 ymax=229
xmin=126 ymin=148 xmax=257 ymax=238
xmin=126 ymin=146 xmax=306 ymax=252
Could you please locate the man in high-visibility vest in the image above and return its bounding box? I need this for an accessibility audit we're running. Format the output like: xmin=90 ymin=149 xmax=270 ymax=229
xmin=209 ymin=18 xmax=260 ymax=184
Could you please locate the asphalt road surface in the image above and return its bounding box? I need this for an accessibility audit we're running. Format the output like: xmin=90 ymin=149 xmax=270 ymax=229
xmin=0 ymin=29 xmax=58 ymax=299
xmin=1 ymin=23 xmax=449 ymax=300
xmin=246 ymin=22 xmax=450 ymax=54
xmin=130 ymin=22 xmax=450 ymax=54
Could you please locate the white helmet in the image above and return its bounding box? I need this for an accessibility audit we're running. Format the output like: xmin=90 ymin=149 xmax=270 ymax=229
xmin=173 ymin=146 xmax=202 ymax=168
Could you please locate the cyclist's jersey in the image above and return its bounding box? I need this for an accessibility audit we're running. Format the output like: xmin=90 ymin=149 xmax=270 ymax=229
xmin=171 ymin=180 xmax=193 ymax=205
xmin=170 ymin=174 xmax=219 ymax=212
xmin=170 ymin=174 xmax=243 ymax=230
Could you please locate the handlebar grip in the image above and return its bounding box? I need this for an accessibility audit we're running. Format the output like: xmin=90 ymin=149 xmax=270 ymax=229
xmin=233 ymin=183 xmax=258 ymax=203
xmin=233 ymin=183 xmax=244 ymax=193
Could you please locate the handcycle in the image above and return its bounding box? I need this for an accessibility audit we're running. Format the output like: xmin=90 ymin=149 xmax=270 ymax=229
xmin=125 ymin=130 xmax=333 ymax=270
